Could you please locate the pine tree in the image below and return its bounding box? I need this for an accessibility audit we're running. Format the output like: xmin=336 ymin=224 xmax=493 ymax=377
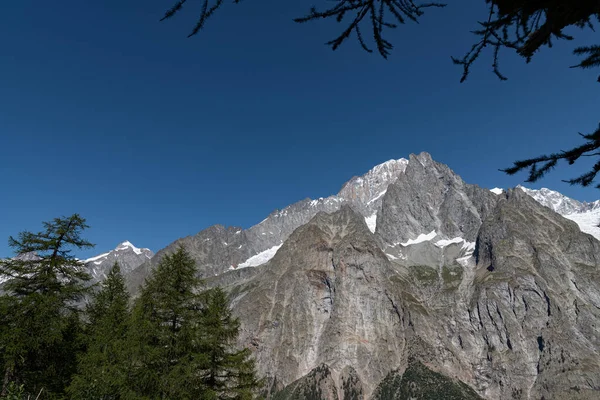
xmin=68 ymin=262 xmax=132 ymax=400
xmin=0 ymin=214 xmax=93 ymax=398
xmin=199 ymin=287 xmax=262 ymax=400
xmin=127 ymin=246 xmax=207 ymax=399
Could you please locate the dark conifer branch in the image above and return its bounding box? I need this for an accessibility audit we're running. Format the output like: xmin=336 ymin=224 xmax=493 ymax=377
xmin=454 ymin=0 xmax=600 ymax=82
xmin=502 ymin=124 xmax=600 ymax=187
xmin=295 ymin=1 xmax=446 ymax=58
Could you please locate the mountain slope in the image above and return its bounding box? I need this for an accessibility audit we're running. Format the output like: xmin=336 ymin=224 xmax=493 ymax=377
xmin=205 ymin=156 xmax=600 ymax=400
xmin=516 ymin=186 xmax=600 ymax=240
xmin=122 ymin=152 xmax=600 ymax=399
xmin=127 ymin=158 xmax=409 ymax=292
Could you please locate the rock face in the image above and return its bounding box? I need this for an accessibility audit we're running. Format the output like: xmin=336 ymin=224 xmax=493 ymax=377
xmin=127 ymin=159 xmax=409 ymax=292
xmin=377 ymin=152 xmax=498 ymax=245
xmin=124 ymin=152 xmax=600 ymax=399
xmin=223 ymin=205 xmax=408 ymax=398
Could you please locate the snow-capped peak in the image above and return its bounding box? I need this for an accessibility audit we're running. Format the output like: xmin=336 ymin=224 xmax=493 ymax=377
xmin=84 ymin=241 xmax=152 ymax=264
xmin=116 ymin=240 xmax=143 ymax=255
xmin=490 ymin=188 xmax=504 ymax=195
xmin=517 ymin=185 xmax=589 ymax=215
xmin=337 ymin=158 xmax=408 ymax=210
xmin=518 ymin=185 xmax=600 ymax=240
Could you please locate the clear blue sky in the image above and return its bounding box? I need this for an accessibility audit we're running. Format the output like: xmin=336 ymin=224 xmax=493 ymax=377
xmin=1 ymin=0 xmax=599 ymax=258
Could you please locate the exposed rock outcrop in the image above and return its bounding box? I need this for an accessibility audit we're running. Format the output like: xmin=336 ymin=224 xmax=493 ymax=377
xmin=123 ymin=153 xmax=600 ymax=399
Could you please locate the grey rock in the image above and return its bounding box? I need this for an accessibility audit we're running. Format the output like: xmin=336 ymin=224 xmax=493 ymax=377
xmin=121 ymin=153 xmax=600 ymax=399
xmin=84 ymin=241 xmax=153 ymax=283
xmin=377 ymin=152 xmax=498 ymax=245
xmin=127 ymin=159 xmax=409 ymax=293
xmin=212 ymin=205 xmax=408 ymax=398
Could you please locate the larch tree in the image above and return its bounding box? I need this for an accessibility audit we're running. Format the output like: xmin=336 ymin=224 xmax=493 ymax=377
xmin=198 ymin=287 xmax=262 ymax=400
xmin=68 ymin=262 xmax=132 ymax=400
xmin=127 ymin=246 xmax=208 ymax=399
xmin=0 ymin=214 xmax=93 ymax=398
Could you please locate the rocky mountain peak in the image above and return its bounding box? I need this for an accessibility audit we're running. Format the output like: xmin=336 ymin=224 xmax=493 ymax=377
xmin=337 ymin=158 xmax=408 ymax=209
xmin=515 ymin=185 xmax=600 ymax=240
xmin=516 ymin=185 xmax=587 ymax=215
xmin=116 ymin=152 xmax=600 ymax=399
xmin=85 ymin=241 xmax=153 ymax=282
xmin=127 ymin=157 xmax=415 ymax=289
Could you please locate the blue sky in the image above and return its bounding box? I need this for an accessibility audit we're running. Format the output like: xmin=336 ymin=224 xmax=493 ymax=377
xmin=1 ymin=0 xmax=599 ymax=258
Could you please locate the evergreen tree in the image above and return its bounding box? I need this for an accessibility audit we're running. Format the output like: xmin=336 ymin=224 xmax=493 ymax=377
xmin=68 ymin=262 xmax=132 ymax=400
xmin=128 ymin=246 xmax=207 ymax=399
xmin=199 ymin=287 xmax=262 ymax=400
xmin=0 ymin=214 xmax=93 ymax=398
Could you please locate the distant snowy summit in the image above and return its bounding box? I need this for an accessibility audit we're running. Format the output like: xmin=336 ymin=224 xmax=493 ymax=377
xmin=124 ymin=153 xmax=600 ymax=284
xmin=84 ymin=241 xmax=153 ymax=282
xmin=489 ymin=185 xmax=600 ymax=240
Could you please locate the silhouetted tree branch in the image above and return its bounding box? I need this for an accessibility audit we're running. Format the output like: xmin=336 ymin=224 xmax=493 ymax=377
xmin=452 ymin=0 xmax=600 ymax=82
xmin=161 ymin=0 xmax=600 ymax=187
xmin=452 ymin=1 xmax=600 ymax=188
xmin=502 ymin=124 xmax=600 ymax=187
xmin=293 ymin=1 xmax=447 ymax=58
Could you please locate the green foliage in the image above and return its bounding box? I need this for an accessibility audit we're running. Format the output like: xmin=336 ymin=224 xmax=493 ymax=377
xmin=372 ymin=368 xmax=403 ymax=400
xmin=1 ymin=214 xmax=92 ymax=301
xmin=126 ymin=247 xmax=262 ymax=399
xmin=198 ymin=287 xmax=263 ymax=399
xmin=67 ymin=262 xmax=132 ymax=399
xmin=409 ymin=265 xmax=438 ymax=284
xmin=272 ymin=365 xmax=333 ymax=400
xmin=128 ymin=246 xmax=207 ymax=398
xmin=0 ymin=382 xmax=26 ymax=400
xmin=0 ymin=214 xmax=93 ymax=399
xmin=373 ymin=360 xmax=483 ymax=400
xmin=441 ymin=265 xmax=462 ymax=287
xmin=0 ymin=221 xmax=261 ymax=399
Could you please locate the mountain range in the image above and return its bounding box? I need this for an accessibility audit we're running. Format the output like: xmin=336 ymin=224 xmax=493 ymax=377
xmin=85 ymin=152 xmax=600 ymax=400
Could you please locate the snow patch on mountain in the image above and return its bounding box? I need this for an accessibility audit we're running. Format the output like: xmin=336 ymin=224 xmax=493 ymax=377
xmin=116 ymin=241 xmax=145 ymax=255
xmin=490 ymin=188 xmax=504 ymax=195
xmin=84 ymin=252 xmax=110 ymax=263
xmin=519 ymin=185 xmax=600 ymax=240
xmin=564 ymin=209 xmax=600 ymax=240
xmin=237 ymin=244 xmax=282 ymax=269
xmin=518 ymin=185 xmax=587 ymax=215
xmin=365 ymin=213 xmax=377 ymax=233
xmin=401 ymin=230 xmax=437 ymax=246
xmin=435 ymin=237 xmax=464 ymax=247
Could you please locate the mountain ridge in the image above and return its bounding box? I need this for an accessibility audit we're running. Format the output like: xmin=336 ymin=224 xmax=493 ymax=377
xmin=25 ymin=152 xmax=600 ymax=399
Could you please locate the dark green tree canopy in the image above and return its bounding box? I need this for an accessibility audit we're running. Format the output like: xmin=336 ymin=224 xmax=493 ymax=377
xmin=128 ymin=246 xmax=208 ymax=398
xmin=1 ymin=220 xmax=263 ymax=399
xmin=1 ymin=214 xmax=93 ymax=300
xmin=199 ymin=287 xmax=263 ymax=399
xmin=0 ymin=214 xmax=94 ymax=398
xmin=68 ymin=262 xmax=132 ymax=400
